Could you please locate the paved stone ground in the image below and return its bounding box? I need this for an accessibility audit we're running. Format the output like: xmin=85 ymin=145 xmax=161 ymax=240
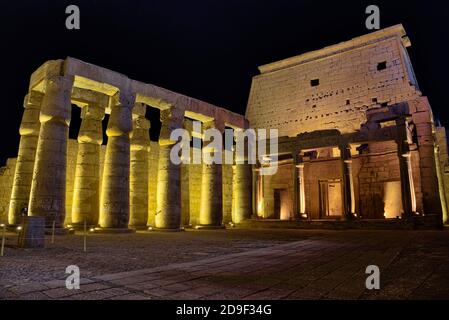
xmin=0 ymin=228 xmax=448 ymax=300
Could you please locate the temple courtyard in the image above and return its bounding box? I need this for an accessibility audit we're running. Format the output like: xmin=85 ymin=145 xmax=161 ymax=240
xmin=1 ymin=228 xmax=448 ymax=300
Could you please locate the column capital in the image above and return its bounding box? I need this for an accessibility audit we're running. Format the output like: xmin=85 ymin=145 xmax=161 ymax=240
xmin=78 ymin=107 xmax=104 ymax=145
xmin=159 ymin=106 xmax=185 ymax=145
xmin=106 ymin=92 xmax=135 ymax=137
xmin=40 ymin=76 xmax=74 ymax=122
xmin=20 ymin=92 xmax=43 ymax=136
xmin=24 ymin=91 xmax=44 ymax=109
xmin=80 ymin=104 xmax=105 ymax=121
xmin=131 ymin=115 xmax=151 ymax=150
xmin=110 ymin=90 xmax=136 ymax=109
xmin=296 ymin=163 xmax=305 ymax=169
xmin=202 ymin=119 xmax=225 ymax=133
xmin=338 ymin=144 xmax=352 ymax=160
xmin=132 ymin=102 xmax=146 ymax=116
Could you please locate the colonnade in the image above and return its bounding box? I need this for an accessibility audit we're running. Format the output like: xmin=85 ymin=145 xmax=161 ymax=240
xmin=8 ymin=75 xmax=252 ymax=231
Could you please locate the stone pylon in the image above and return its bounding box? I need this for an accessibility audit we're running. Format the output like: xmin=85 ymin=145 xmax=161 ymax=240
xmin=99 ymin=93 xmax=134 ymax=230
xmin=8 ymin=92 xmax=43 ymax=226
xmin=71 ymin=103 xmax=104 ymax=227
xmin=129 ymin=103 xmax=150 ymax=229
xmin=28 ymin=76 xmax=73 ymax=228
xmin=155 ymin=106 xmax=184 ymax=230
xmin=198 ymin=120 xmax=224 ymax=228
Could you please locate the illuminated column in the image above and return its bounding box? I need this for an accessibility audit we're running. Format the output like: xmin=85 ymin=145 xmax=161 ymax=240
xmin=71 ymin=104 xmax=104 ymax=227
xmin=339 ymin=144 xmax=355 ymax=220
xmin=198 ymin=120 xmax=224 ymax=228
xmin=232 ymin=129 xmax=252 ymax=223
xmin=99 ymin=93 xmax=134 ymax=230
xmin=292 ymin=153 xmax=299 ymax=220
xmin=251 ymin=166 xmax=258 ymax=218
xmin=129 ymin=104 xmax=150 ymax=229
xmin=396 ymin=118 xmax=416 ymax=218
xmin=8 ymin=92 xmax=43 ymax=226
xmin=28 ymin=76 xmax=73 ymax=228
xmin=297 ymin=161 xmax=306 ymax=217
xmin=256 ymin=166 xmax=264 ymax=217
xmin=155 ymin=107 xmax=184 ymax=230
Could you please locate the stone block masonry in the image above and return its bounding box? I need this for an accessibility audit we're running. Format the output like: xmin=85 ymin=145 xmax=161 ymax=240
xmin=247 ymin=24 xmax=448 ymax=226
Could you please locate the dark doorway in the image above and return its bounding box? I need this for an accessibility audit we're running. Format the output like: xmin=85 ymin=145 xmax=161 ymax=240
xmin=319 ymin=180 xmax=343 ymax=219
xmin=273 ymin=189 xmax=290 ymax=220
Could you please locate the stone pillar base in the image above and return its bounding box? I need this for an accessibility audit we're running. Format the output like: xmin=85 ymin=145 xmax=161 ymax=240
xmin=68 ymin=223 xmax=97 ymax=231
xmin=129 ymin=225 xmax=150 ymax=231
xmin=149 ymin=227 xmax=184 ymax=232
xmin=195 ymin=225 xmax=226 ymax=230
xmin=44 ymin=228 xmax=75 ymax=235
xmin=93 ymin=228 xmax=135 ymax=234
xmin=17 ymin=216 xmax=45 ymax=248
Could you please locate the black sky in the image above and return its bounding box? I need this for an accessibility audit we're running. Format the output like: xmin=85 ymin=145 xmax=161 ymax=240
xmin=0 ymin=0 xmax=448 ymax=165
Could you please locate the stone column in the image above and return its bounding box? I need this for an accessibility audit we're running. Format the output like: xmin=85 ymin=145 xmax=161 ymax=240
xmin=232 ymin=129 xmax=252 ymax=223
xmin=297 ymin=161 xmax=306 ymax=217
xmin=292 ymin=152 xmax=299 ymax=220
xmin=99 ymin=93 xmax=134 ymax=231
xmin=339 ymin=144 xmax=355 ymax=220
xmin=28 ymin=76 xmax=73 ymax=228
xmin=8 ymin=92 xmax=43 ymax=226
xmin=155 ymin=107 xmax=184 ymax=230
xmin=129 ymin=104 xmax=150 ymax=229
xmin=257 ymin=167 xmax=264 ymax=217
xmin=71 ymin=104 xmax=104 ymax=228
xmin=396 ymin=118 xmax=416 ymax=218
xmin=198 ymin=120 xmax=224 ymax=228
xmin=251 ymin=166 xmax=258 ymax=218
xmin=180 ymin=119 xmax=192 ymax=227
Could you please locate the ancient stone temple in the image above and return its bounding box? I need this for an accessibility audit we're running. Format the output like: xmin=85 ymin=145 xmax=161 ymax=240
xmin=246 ymin=24 xmax=449 ymax=227
xmin=0 ymin=57 xmax=250 ymax=231
xmin=0 ymin=24 xmax=447 ymax=231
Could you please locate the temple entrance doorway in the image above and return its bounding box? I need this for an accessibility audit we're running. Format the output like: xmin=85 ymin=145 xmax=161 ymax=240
xmin=273 ymin=189 xmax=290 ymax=220
xmin=319 ymin=179 xmax=343 ymax=219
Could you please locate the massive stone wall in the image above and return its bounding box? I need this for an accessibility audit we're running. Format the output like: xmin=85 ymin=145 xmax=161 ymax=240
xmin=357 ymin=141 xmax=423 ymax=219
xmin=246 ymin=27 xmax=420 ymax=136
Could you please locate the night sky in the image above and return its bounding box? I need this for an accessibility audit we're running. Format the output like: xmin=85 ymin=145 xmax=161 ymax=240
xmin=0 ymin=0 xmax=448 ymax=165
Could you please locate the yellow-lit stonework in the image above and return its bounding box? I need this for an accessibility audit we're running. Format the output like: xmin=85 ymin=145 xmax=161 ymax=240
xmin=0 ymin=25 xmax=448 ymax=230
xmin=247 ymin=25 xmax=449 ymax=226
xmin=0 ymin=57 xmax=249 ymax=231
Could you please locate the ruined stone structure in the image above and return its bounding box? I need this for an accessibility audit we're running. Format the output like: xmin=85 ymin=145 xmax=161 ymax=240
xmin=246 ymin=25 xmax=449 ymax=226
xmin=0 ymin=24 xmax=447 ymax=231
xmin=0 ymin=57 xmax=250 ymax=231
